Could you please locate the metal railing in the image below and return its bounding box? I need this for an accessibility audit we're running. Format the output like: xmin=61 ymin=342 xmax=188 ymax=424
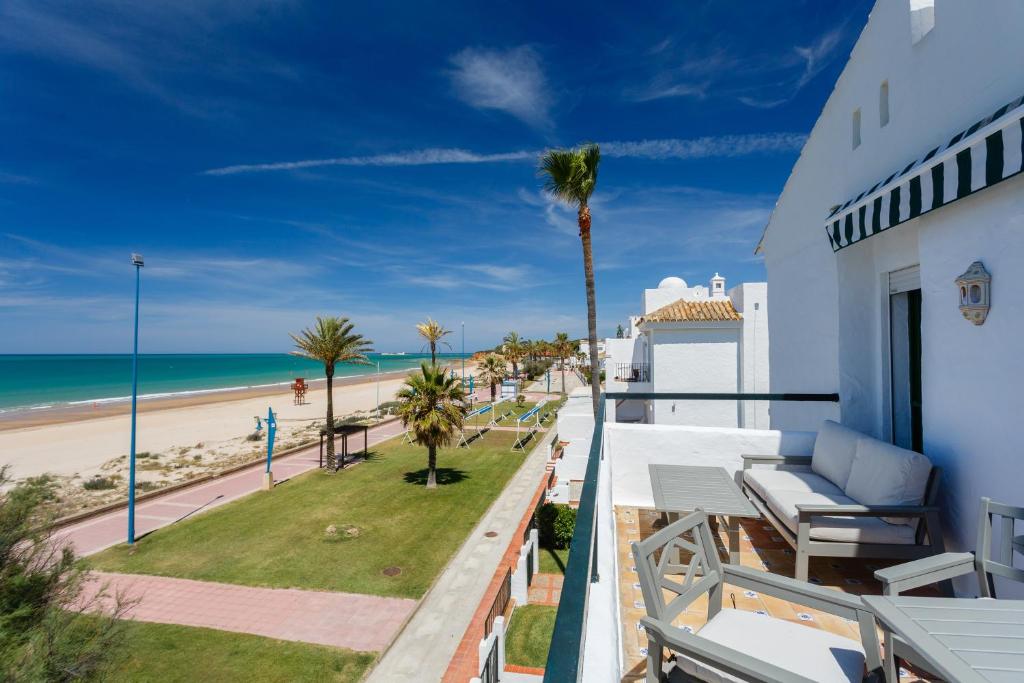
xmin=484 ymin=567 xmax=511 ymax=638
xmin=613 ymin=362 xmax=650 ymax=382
xmin=542 ymin=391 xmax=840 ymax=682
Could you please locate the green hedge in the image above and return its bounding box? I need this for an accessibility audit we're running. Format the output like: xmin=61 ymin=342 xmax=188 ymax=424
xmin=536 ymin=503 xmax=576 ymax=549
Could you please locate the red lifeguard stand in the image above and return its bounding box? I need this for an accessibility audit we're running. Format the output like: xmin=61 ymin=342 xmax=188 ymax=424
xmin=290 ymin=378 xmax=307 ymax=405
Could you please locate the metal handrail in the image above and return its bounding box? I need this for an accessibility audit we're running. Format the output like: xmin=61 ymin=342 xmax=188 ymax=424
xmin=542 ymin=390 xmax=839 ymax=682
xmin=484 ymin=567 xmax=512 ymax=638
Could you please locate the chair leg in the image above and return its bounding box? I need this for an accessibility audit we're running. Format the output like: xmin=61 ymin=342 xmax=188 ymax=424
xmin=646 ymin=636 xmax=664 ymax=683
xmin=882 ymin=630 xmax=899 ymax=683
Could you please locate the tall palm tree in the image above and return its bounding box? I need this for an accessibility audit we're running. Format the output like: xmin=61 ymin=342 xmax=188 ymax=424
xmin=396 ymin=363 xmax=467 ymax=488
xmin=416 ymin=318 xmax=452 ymax=364
xmin=539 ymin=143 xmax=602 ymax=414
xmin=291 ymin=316 xmax=373 ymax=471
xmin=553 ymin=332 xmax=573 ymax=397
xmin=503 ymin=331 xmax=525 ymax=380
xmin=478 ymin=353 xmax=507 ymax=402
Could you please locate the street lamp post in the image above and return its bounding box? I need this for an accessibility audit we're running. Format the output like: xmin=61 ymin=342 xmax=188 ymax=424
xmin=127 ymin=253 xmax=144 ymax=545
xmin=461 ymin=321 xmax=465 ymax=386
xmin=375 ymin=360 xmax=381 ymax=418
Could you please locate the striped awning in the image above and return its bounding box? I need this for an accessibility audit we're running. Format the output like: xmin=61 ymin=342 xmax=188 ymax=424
xmin=826 ymin=93 xmax=1024 ymax=252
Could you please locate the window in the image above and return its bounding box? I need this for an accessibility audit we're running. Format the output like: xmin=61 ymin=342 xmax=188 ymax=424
xmin=852 ymin=108 xmax=862 ymax=149
xmin=879 ymin=81 xmax=890 ymax=127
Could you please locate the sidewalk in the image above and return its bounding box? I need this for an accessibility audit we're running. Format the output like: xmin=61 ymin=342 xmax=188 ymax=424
xmin=367 ymin=429 xmax=555 ymax=682
xmin=56 ymin=418 xmax=406 ymax=557
xmin=81 ymin=571 xmax=415 ymax=652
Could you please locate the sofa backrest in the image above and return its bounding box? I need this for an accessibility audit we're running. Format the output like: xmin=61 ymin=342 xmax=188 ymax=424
xmin=844 ymin=437 xmax=933 ymax=525
xmin=810 ymin=420 xmax=861 ymax=490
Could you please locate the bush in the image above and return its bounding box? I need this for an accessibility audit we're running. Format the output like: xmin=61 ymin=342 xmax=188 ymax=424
xmin=245 ymin=431 xmax=262 ymax=442
xmin=536 ymin=503 xmax=577 ymax=549
xmin=523 ymin=359 xmax=552 ymax=380
xmin=83 ymin=476 xmax=118 ymax=491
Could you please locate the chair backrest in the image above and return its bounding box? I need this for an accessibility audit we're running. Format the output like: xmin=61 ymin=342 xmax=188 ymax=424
xmin=976 ymin=497 xmax=1024 ymax=598
xmin=630 ymin=511 xmax=724 ymax=623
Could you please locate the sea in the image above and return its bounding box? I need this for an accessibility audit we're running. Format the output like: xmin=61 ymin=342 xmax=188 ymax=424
xmin=0 ymin=353 xmax=456 ymax=413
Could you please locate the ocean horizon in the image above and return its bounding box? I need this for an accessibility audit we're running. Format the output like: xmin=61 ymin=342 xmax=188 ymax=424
xmin=0 ymin=353 xmax=464 ymax=413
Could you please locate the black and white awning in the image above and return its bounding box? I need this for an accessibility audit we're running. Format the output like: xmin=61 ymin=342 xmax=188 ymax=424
xmin=826 ymin=93 xmax=1024 ymax=252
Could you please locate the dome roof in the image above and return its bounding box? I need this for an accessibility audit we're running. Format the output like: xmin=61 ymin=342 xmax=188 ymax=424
xmin=658 ymin=276 xmax=687 ymax=289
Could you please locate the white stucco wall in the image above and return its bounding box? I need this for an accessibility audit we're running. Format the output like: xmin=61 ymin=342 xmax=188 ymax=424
xmin=731 ymin=282 xmax=770 ymax=428
xmin=648 ymin=325 xmax=740 ymax=427
xmin=605 ymin=423 xmax=816 ymax=507
xmin=761 ymin=0 xmax=1024 ymax=591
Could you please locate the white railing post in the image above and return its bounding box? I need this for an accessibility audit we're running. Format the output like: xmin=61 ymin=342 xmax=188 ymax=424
xmin=511 ymin=552 xmax=528 ymax=605
xmin=494 ymin=615 xmax=506 ymax=673
xmin=530 ymin=528 xmax=540 ymax=574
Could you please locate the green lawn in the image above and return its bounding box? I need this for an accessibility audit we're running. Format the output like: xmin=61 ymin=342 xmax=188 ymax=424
xmin=538 ymin=546 xmax=570 ymax=575
xmin=88 ymin=430 xmax=526 ymax=598
xmin=100 ymin=621 xmax=374 ymax=682
xmin=465 ymin=398 xmax=562 ymax=430
xmin=504 ymin=605 xmax=558 ymax=669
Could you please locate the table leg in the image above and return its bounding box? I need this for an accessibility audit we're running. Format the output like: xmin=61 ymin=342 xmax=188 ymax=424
xmin=882 ymin=626 xmax=899 ymax=682
xmin=727 ymin=517 xmax=741 ymax=565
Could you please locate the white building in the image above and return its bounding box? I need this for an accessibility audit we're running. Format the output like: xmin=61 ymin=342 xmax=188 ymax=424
xmin=759 ymin=0 xmax=1024 ymax=581
xmin=604 ymin=273 xmax=769 ymax=428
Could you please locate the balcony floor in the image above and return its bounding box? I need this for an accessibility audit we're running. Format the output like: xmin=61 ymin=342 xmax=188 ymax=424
xmin=614 ymin=506 xmax=939 ymax=682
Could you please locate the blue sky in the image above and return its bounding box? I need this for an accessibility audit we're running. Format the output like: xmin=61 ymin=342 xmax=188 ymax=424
xmin=0 ymin=0 xmax=872 ymax=353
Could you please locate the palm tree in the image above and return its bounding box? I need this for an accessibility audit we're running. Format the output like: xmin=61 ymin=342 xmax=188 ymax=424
xmin=552 ymin=332 xmax=573 ymax=396
xmin=539 ymin=143 xmax=602 ymax=414
xmin=478 ymin=353 xmax=507 ymax=402
xmin=503 ymin=331 xmax=525 ymax=380
xmin=291 ymin=316 xmax=373 ymax=471
xmin=416 ymin=318 xmax=452 ymax=364
xmin=396 ymin=363 xmax=467 ymax=488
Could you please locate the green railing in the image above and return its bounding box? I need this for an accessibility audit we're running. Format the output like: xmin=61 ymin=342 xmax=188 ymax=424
xmin=542 ymin=391 xmax=839 ymax=682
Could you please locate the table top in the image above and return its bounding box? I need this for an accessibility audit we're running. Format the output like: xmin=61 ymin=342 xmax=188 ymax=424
xmin=862 ymin=595 xmax=1024 ymax=683
xmin=647 ymin=464 xmax=759 ymax=518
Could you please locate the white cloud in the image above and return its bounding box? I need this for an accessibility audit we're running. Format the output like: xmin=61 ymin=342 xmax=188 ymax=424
xmin=794 ymin=29 xmax=843 ymax=89
xmin=447 ymin=45 xmax=551 ymax=128
xmin=203 ymin=133 xmax=805 ymax=175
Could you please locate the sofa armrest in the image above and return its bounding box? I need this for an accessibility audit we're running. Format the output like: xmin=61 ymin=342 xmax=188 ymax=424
xmin=796 ymin=503 xmax=937 ymax=521
xmin=874 ymin=553 xmax=975 ymax=595
xmin=741 ymin=454 xmax=813 ymax=470
xmin=640 ymin=616 xmax=818 ymax=683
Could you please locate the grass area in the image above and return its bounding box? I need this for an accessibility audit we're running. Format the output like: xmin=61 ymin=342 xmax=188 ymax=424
xmin=504 ymin=605 xmax=558 ymax=669
xmin=465 ymin=397 xmax=564 ymax=430
xmin=539 ymin=546 xmax=570 ymax=575
xmin=100 ymin=620 xmax=374 ymax=682
xmin=88 ymin=430 xmax=526 ymax=598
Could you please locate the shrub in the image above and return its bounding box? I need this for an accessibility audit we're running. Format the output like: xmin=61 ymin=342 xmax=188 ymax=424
xmin=245 ymin=431 xmax=263 ymax=442
xmin=536 ymin=503 xmax=577 ymax=549
xmin=523 ymin=359 xmax=551 ymax=380
xmin=83 ymin=476 xmax=117 ymax=491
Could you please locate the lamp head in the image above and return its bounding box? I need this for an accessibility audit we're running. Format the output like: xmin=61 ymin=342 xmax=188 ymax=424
xmin=131 ymin=253 xmax=145 ymax=267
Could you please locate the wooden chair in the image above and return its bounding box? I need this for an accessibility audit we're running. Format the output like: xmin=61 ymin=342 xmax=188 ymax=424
xmin=874 ymin=497 xmax=1024 ymax=680
xmin=632 ymin=510 xmax=883 ymax=683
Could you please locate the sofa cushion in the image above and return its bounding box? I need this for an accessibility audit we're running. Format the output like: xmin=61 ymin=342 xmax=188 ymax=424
xmin=762 ymin=488 xmax=916 ymax=544
xmin=844 ymin=437 xmax=932 ymax=525
xmin=743 ymin=469 xmax=844 ymax=501
xmin=675 ymin=608 xmax=865 ymax=683
xmin=810 ymin=420 xmax=861 ymax=490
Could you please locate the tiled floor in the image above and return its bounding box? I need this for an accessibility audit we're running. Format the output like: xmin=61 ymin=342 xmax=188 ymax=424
xmin=528 ymin=573 xmax=563 ymax=606
xmin=615 ymin=506 xmax=939 ymax=683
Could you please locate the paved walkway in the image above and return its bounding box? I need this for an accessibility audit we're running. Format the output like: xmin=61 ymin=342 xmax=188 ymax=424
xmin=56 ymin=418 xmax=406 ymax=557
xmin=81 ymin=572 xmax=415 ymax=652
xmin=368 ymin=429 xmax=556 ymax=682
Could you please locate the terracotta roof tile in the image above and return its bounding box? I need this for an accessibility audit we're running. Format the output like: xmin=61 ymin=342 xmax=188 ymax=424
xmin=640 ymin=298 xmax=742 ymax=323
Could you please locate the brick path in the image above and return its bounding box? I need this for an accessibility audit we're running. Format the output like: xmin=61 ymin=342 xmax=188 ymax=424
xmin=81 ymin=571 xmax=415 ymax=652
xmin=526 ymin=573 xmax=563 ymax=606
xmin=55 ymin=418 xmax=406 ymax=557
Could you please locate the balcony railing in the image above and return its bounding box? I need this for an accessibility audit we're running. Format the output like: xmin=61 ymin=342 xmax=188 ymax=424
xmin=613 ymin=362 xmax=649 ymax=383
xmin=542 ymin=390 xmax=840 ymax=683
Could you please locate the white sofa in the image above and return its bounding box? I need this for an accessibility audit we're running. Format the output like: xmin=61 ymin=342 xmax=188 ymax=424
xmin=741 ymin=420 xmax=946 ymax=582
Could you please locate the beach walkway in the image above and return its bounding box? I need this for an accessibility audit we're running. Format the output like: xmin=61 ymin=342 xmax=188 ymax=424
xmin=81 ymin=571 xmax=416 ymax=653
xmin=56 ymin=418 xmax=407 ymax=557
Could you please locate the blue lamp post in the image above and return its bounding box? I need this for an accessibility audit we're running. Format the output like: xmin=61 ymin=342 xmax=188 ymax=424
xmin=263 ymin=407 xmax=277 ymax=490
xmin=461 ymin=321 xmax=465 ymax=386
xmin=127 ymin=252 xmax=144 ymax=545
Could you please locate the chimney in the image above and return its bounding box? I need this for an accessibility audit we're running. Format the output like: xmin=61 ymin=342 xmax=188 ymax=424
xmin=710 ymin=273 xmax=726 ymax=299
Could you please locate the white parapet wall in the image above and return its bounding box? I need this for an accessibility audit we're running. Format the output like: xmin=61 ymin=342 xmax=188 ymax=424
xmin=605 ymin=423 xmax=817 ymax=508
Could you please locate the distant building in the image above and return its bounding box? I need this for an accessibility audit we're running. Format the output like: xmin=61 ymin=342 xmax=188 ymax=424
xmin=604 ymin=273 xmax=769 ymax=427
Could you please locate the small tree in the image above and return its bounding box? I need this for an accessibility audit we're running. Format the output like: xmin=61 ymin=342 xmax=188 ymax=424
xmin=415 ymin=318 xmax=452 ymax=364
xmin=0 ymin=471 xmax=131 ymax=680
xmin=502 ymin=331 xmax=525 ymax=380
xmin=291 ymin=316 xmax=373 ymax=471
xmin=552 ymin=332 xmax=574 ymax=396
xmin=396 ymin=363 xmax=468 ymax=488
xmin=477 ymin=354 xmax=507 ymax=402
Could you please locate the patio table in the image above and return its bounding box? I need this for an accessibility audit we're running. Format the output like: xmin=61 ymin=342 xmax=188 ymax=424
xmin=862 ymin=595 xmax=1024 ymax=683
xmin=648 ymin=464 xmax=759 ymax=564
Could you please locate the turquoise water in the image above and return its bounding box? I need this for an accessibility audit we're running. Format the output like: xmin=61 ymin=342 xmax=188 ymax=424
xmin=0 ymin=353 xmax=459 ymax=412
